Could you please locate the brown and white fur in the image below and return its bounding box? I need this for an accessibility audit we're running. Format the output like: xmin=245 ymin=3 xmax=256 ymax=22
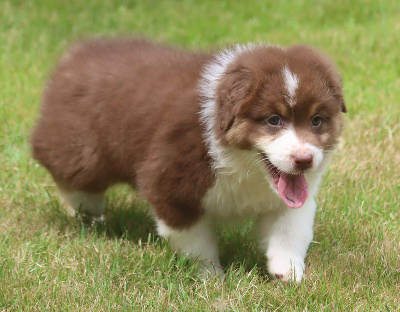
xmin=31 ymin=38 xmax=346 ymax=282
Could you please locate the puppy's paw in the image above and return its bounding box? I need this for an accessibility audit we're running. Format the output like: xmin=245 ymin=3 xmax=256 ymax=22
xmin=268 ymin=254 xmax=305 ymax=283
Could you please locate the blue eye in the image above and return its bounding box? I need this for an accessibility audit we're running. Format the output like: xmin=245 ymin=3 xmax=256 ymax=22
xmin=312 ymin=115 xmax=322 ymax=127
xmin=268 ymin=115 xmax=282 ymax=126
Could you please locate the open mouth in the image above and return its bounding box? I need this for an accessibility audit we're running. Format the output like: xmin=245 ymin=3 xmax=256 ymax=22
xmin=260 ymin=153 xmax=309 ymax=209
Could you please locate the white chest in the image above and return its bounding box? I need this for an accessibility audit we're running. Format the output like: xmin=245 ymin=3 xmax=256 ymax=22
xmin=201 ymin=154 xmax=325 ymax=219
xmin=201 ymin=169 xmax=284 ymax=219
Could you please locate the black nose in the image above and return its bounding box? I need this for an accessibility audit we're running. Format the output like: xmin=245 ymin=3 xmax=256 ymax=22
xmin=294 ymin=153 xmax=313 ymax=170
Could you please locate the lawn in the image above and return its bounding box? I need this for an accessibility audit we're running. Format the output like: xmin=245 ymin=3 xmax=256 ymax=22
xmin=0 ymin=0 xmax=399 ymax=310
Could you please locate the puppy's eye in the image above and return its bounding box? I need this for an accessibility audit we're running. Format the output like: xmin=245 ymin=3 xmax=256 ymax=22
xmin=312 ymin=115 xmax=322 ymax=127
xmin=267 ymin=115 xmax=282 ymax=127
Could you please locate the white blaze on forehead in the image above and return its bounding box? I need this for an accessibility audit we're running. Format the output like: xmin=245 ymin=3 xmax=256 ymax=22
xmin=282 ymin=66 xmax=299 ymax=106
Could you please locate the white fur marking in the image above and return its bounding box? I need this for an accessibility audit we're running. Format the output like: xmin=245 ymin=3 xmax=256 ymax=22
xmin=198 ymin=45 xmax=298 ymax=217
xmin=198 ymin=44 xmax=260 ymax=169
xmin=257 ymin=199 xmax=316 ymax=282
xmin=256 ymin=127 xmax=324 ymax=175
xmin=59 ymin=190 xmax=105 ymax=217
xmin=282 ymin=66 xmax=299 ymax=106
xmin=156 ymin=218 xmax=222 ymax=275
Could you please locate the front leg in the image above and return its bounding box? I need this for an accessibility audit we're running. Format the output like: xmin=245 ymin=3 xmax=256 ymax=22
xmin=257 ymin=199 xmax=317 ymax=282
xmin=156 ymin=217 xmax=222 ymax=277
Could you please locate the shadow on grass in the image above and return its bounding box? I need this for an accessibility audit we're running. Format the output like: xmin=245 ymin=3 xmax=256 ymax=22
xmin=44 ymin=186 xmax=270 ymax=278
xmin=100 ymin=201 xmax=156 ymax=242
xmin=218 ymin=223 xmax=269 ymax=278
xmin=44 ymin=186 xmax=156 ymax=243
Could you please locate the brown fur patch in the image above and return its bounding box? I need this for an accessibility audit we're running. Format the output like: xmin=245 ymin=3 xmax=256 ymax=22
xmin=31 ymin=38 xmax=214 ymax=229
xmin=31 ymin=38 xmax=345 ymax=230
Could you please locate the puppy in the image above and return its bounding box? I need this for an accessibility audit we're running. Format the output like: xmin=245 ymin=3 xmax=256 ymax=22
xmin=31 ymin=38 xmax=346 ymax=282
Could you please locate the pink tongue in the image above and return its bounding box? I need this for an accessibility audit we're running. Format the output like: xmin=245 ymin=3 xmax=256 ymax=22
xmin=277 ymin=174 xmax=309 ymax=209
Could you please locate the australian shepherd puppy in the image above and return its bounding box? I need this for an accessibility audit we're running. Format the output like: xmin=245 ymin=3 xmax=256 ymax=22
xmin=31 ymin=38 xmax=346 ymax=282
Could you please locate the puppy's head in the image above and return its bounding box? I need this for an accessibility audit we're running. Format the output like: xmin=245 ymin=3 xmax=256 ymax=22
xmin=211 ymin=45 xmax=346 ymax=208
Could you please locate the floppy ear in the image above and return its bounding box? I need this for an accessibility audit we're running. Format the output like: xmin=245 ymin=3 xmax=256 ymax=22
xmin=328 ymin=71 xmax=347 ymax=113
xmin=330 ymin=81 xmax=347 ymax=113
xmin=290 ymin=45 xmax=347 ymax=113
xmin=341 ymin=99 xmax=347 ymax=113
xmin=216 ymin=67 xmax=254 ymax=132
xmin=324 ymin=70 xmax=346 ymax=113
xmin=323 ymin=67 xmax=347 ymax=113
xmin=332 ymin=75 xmax=347 ymax=113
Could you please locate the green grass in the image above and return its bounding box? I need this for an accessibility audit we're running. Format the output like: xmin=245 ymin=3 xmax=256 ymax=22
xmin=1 ymin=0 xmax=399 ymax=310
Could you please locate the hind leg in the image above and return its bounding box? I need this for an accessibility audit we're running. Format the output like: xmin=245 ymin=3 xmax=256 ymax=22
xmin=59 ymin=188 xmax=106 ymax=222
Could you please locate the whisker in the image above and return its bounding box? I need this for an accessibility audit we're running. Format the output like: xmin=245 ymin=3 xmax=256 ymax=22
xmin=242 ymin=152 xmax=265 ymax=178
xmin=246 ymin=158 xmax=265 ymax=177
